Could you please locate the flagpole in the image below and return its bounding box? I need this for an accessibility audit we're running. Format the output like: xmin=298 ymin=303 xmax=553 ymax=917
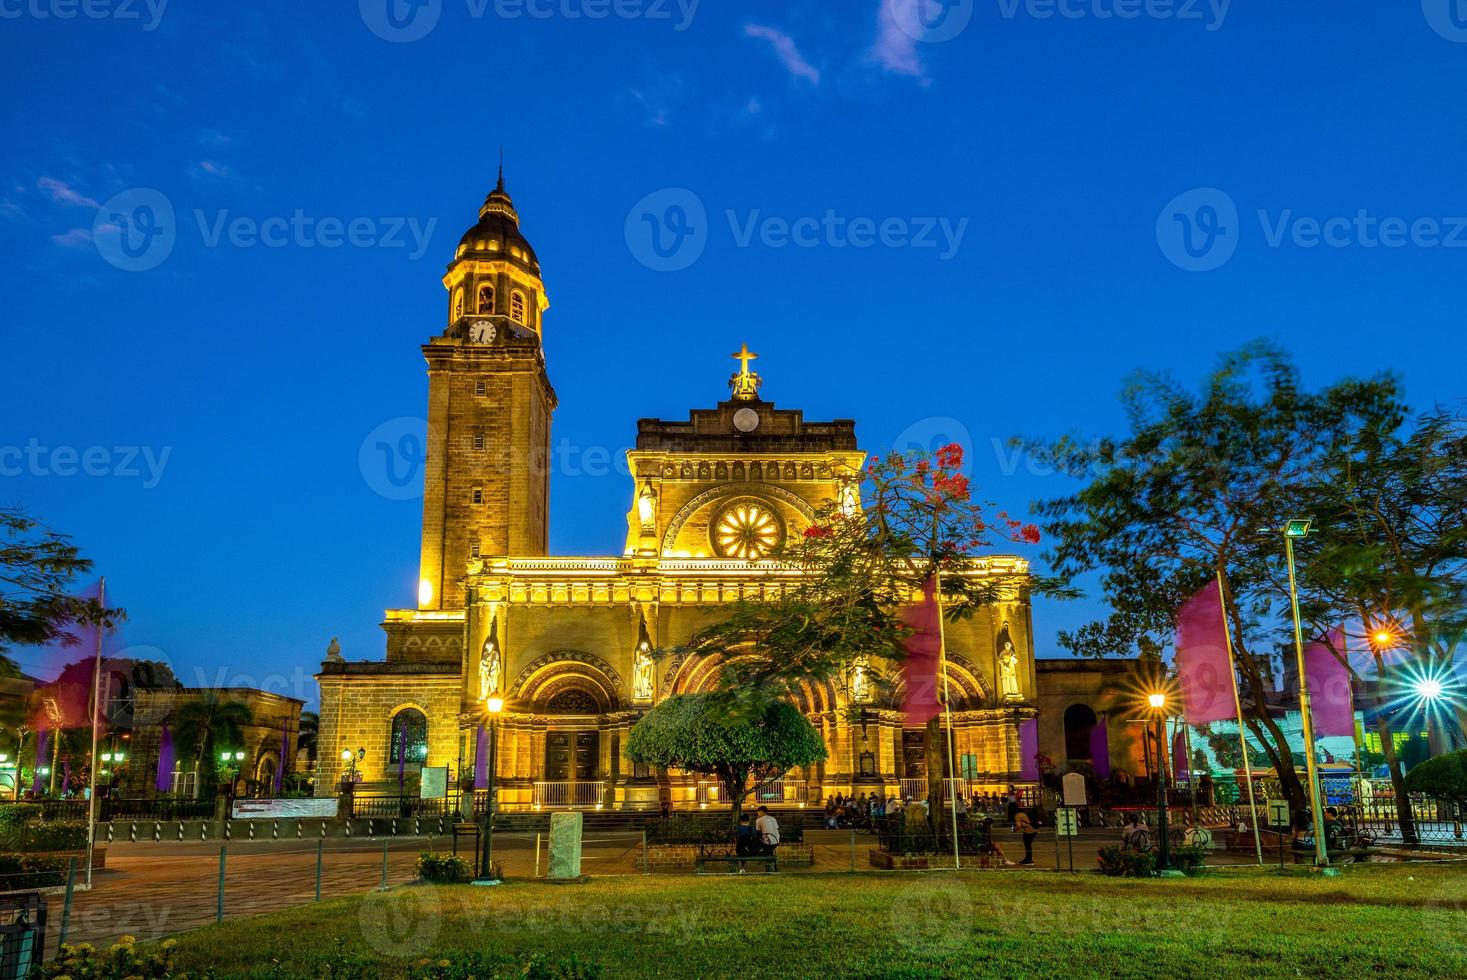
xmin=1216 ymin=570 xmax=1263 ymax=865
xmin=932 ymin=569 xmax=962 ymax=871
xmin=85 ymin=577 xmax=105 ymax=888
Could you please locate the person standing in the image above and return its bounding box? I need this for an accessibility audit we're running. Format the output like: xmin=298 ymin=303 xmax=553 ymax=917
xmin=1014 ymin=809 xmax=1037 ymax=866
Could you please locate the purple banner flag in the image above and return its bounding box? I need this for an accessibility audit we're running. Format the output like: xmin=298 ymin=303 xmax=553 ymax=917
xmin=1175 ymin=580 xmax=1237 ymax=725
xmin=156 ymin=723 xmax=175 ymax=794
xmin=1089 ymin=717 xmax=1110 ymax=779
xmin=1018 ymin=717 xmax=1039 ymax=781
xmin=1305 ymin=629 xmax=1354 ymax=737
xmin=474 ymin=725 xmax=488 ymax=789
xmin=1172 ymin=730 xmax=1188 ymax=782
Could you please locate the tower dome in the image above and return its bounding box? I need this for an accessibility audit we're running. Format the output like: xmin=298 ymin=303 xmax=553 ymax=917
xmin=452 ymin=172 xmax=540 ymax=277
xmin=443 ymin=168 xmax=549 ymax=335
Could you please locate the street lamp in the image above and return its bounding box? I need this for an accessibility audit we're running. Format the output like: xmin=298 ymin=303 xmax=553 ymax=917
xmin=476 ymin=694 xmax=505 ymax=884
xmin=1147 ymin=692 xmax=1173 ymax=873
xmin=1282 ymin=518 xmax=1331 ymax=870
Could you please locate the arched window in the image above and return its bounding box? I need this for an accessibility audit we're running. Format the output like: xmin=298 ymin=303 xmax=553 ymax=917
xmin=389 ymin=708 xmax=429 ymax=764
xmin=510 ymin=290 xmax=527 ymax=324
xmin=1063 ymin=703 xmax=1098 ymax=761
xmin=477 ymin=282 xmax=495 ymax=314
xmin=451 ymin=287 xmax=464 ymax=322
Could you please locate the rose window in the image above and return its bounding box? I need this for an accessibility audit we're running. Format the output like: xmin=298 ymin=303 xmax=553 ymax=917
xmin=711 ymin=499 xmax=784 ymax=559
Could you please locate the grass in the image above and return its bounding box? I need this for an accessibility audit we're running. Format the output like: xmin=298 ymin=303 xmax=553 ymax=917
xmin=164 ymin=864 xmax=1467 ymax=978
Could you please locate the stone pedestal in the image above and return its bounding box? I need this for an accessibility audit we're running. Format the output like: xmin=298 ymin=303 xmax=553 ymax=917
xmin=547 ymin=811 xmax=583 ymax=880
xmin=621 ymin=780 xmax=660 ymax=810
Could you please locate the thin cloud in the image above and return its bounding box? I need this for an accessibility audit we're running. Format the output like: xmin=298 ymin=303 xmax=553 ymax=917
xmin=51 ymin=228 xmax=93 ymax=248
xmin=37 ymin=177 xmax=101 ymax=209
xmin=744 ymin=24 xmax=821 ymax=85
xmin=872 ymin=0 xmax=928 ymax=80
xmin=190 ymin=160 xmax=234 ymax=179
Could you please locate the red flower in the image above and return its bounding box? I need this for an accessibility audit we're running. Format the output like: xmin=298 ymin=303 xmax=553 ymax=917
xmin=935 ymin=443 xmax=964 ymax=470
xmin=1020 ymin=525 xmax=1041 ymax=545
xmin=803 ymin=525 xmax=833 ymax=539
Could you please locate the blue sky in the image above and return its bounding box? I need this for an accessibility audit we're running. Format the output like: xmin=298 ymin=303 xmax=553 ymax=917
xmin=2 ymin=2 xmax=1465 ymax=706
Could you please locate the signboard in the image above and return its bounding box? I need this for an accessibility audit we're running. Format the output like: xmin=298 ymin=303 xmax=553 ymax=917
xmin=1055 ymin=806 xmax=1080 ymax=837
xmin=1267 ymin=798 xmax=1290 ymax=828
xmin=420 ymin=765 xmax=449 ymax=801
xmin=1061 ymin=771 xmax=1087 ymax=807
xmin=231 ymin=797 xmax=338 ymax=820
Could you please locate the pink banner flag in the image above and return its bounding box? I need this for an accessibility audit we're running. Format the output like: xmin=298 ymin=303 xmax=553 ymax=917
xmin=901 ymin=577 xmax=943 ymax=727
xmin=1019 ymin=718 xmax=1040 ymax=781
xmin=1175 ymin=580 xmax=1237 ymax=725
xmin=1305 ymin=629 xmax=1354 ymax=737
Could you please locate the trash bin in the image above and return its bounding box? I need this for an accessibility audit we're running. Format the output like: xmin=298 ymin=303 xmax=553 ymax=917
xmin=0 ymin=892 xmax=47 ymax=980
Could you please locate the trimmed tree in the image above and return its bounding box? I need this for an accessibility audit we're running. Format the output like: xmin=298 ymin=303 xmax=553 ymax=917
xmin=625 ymin=693 xmax=827 ymax=828
xmin=1402 ymin=750 xmax=1467 ymax=809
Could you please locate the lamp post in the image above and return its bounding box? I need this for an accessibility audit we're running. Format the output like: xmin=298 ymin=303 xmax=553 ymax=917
xmin=1283 ymin=519 xmax=1330 ymax=869
xmin=1148 ymin=692 xmax=1172 ymax=872
xmin=476 ymin=694 xmax=504 ymax=884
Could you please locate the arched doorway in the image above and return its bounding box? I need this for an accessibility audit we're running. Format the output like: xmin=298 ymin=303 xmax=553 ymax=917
xmin=1064 ymin=703 xmax=1098 ymax=762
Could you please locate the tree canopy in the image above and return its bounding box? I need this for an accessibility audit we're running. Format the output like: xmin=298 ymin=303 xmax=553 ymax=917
xmin=0 ymin=506 xmax=123 ymax=664
xmin=625 ymin=693 xmax=826 ymax=823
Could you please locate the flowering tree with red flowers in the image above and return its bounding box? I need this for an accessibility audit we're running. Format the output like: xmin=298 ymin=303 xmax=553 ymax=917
xmin=682 ymin=443 xmax=1059 ymax=823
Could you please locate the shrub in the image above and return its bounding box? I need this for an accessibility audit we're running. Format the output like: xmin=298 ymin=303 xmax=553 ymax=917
xmin=0 ymin=853 xmax=68 ymax=888
xmin=0 ymin=819 xmax=89 ymax=852
xmin=416 ymin=852 xmax=475 ymax=883
xmin=1404 ymin=750 xmax=1467 ymax=807
xmin=0 ymin=803 xmax=41 ymax=829
xmin=1169 ymin=844 xmax=1208 ymax=876
xmin=41 ymin=936 xmax=179 ymax=979
xmin=1097 ymin=845 xmax=1156 ymax=877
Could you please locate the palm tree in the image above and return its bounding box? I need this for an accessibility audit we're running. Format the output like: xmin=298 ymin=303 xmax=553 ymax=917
xmin=296 ymin=710 xmax=319 ymax=762
xmin=173 ymin=693 xmax=253 ymax=799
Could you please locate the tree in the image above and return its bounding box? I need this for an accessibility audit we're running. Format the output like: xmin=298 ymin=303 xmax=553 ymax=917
xmin=1402 ymin=749 xmax=1467 ymax=809
xmin=173 ymin=693 xmax=254 ymax=798
xmin=0 ymin=507 xmax=123 ymax=663
xmin=625 ymin=694 xmax=826 ymax=827
xmin=296 ymin=710 xmax=319 ymax=760
xmin=684 ymin=443 xmax=1054 ymax=826
xmin=1025 ymin=343 xmax=1403 ymax=819
xmin=1287 ymin=407 xmax=1467 ymax=843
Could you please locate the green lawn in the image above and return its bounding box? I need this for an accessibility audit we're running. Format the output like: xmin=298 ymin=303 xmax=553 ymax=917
xmin=164 ymin=865 xmax=1467 ymax=978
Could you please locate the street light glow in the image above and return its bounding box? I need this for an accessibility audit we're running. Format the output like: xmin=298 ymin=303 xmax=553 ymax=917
xmin=1284 ymin=519 xmax=1312 ymax=538
xmin=1416 ymin=678 xmax=1443 ymax=701
xmin=486 ymin=695 xmax=505 ymax=714
xmin=1148 ymin=692 xmax=1166 ymax=710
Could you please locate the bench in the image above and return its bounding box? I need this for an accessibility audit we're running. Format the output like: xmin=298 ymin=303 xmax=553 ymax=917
xmin=694 ymin=844 xmax=778 ymax=874
xmin=450 ymin=821 xmax=480 ymax=859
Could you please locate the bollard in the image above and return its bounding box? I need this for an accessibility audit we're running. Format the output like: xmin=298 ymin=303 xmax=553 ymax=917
xmin=344 ymin=819 xmax=352 ymax=839
xmin=391 ymin=818 xmax=398 ymax=837
xmin=272 ymin=819 xmax=280 ymax=840
xmin=224 ymin=820 xmax=232 ymax=841
xmin=153 ymin=821 xmax=161 ymax=842
xmin=177 ymin=821 xmax=184 ymax=842
xmin=129 ymin=821 xmax=138 ymax=843
xmin=58 ymin=857 xmax=77 ymax=946
xmin=200 ymin=821 xmax=207 ymax=842
xmin=297 ymin=819 xmax=304 ymax=839
xmin=437 ymin=815 xmax=445 ymax=836
xmin=248 ymin=820 xmax=256 ymax=841
xmin=414 ymin=817 xmax=421 ymax=837
xmin=379 ymin=840 xmax=389 ymax=891
xmin=217 ymin=845 xmax=228 ymax=924
xmin=106 ymin=822 xmax=114 ymax=844
xmin=315 ymin=838 xmax=324 ymax=902
xmin=320 ymin=820 xmax=327 ymax=839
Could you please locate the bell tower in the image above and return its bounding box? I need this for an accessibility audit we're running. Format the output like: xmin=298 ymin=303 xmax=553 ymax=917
xmin=417 ymin=174 xmax=556 ymax=610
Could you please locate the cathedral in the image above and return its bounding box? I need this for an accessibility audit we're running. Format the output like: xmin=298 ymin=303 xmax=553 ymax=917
xmin=315 ymin=179 xmax=1135 ymax=810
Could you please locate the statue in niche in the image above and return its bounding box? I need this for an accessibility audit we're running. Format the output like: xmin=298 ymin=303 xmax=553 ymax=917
xmin=479 ymin=619 xmax=503 ymax=701
xmin=850 ymin=657 xmax=870 ymax=704
xmin=999 ymin=641 xmax=1022 ymax=701
xmin=632 ymin=615 xmax=655 ymax=702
